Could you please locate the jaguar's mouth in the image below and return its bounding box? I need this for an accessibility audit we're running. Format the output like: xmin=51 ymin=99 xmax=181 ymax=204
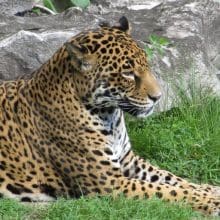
xmin=118 ymin=100 xmax=154 ymax=118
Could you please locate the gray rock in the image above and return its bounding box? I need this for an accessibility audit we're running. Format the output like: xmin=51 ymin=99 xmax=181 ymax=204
xmin=0 ymin=0 xmax=34 ymax=16
xmin=0 ymin=30 xmax=77 ymax=79
xmin=0 ymin=0 xmax=219 ymax=110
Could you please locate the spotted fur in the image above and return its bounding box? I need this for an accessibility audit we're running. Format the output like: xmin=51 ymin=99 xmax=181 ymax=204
xmin=0 ymin=17 xmax=219 ymax=216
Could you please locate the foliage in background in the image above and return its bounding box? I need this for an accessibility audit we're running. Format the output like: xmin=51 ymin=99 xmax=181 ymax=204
xmin=42 ymin=0 xmax=90 ymax=13
xmin=70 ymin=0 xmax=90 ymax=9
xmin=144 ymin=34 xmax=170 ymax=61
xmin=43 ymin=0 xmax=57 ymax=12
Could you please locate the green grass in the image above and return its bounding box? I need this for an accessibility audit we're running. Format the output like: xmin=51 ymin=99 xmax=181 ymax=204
xmin=0 ymin=199 xmax=31 ymax=219
xmin=0 ymin=84 xmax=220 ymax=219
xmin=0 ymin=197 xmax=204 ymax=220
xmin=128 ymin=95 xmax=220 ymax=185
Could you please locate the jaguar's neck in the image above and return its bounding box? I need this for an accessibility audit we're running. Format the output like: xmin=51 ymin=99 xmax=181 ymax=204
xmin=17 ymin=48 xmax=91 ymax=131
xmin=96 ymin=108 xmax=131 ymax=161
xmin=23 ymin=47 xmax=72 ymax=105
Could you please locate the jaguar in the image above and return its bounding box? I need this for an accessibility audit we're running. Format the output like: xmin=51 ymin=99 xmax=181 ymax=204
xmin=0 ymin=16 xmax=219 ymax=216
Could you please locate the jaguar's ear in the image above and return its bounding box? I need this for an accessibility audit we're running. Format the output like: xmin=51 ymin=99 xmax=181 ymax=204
xmin=64 ymin=42 xmax=96 ymax=72
xmin=114 ymin=16 xmax=131 ymax=34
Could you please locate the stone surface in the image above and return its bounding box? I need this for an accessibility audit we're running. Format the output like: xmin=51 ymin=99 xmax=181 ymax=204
xmin=0 ymin=0 xmax=219 ymax=110
xmin=0 ymin=0 xmax=34 ymax=16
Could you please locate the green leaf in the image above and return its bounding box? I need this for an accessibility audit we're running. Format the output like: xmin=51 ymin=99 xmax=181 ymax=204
xmin=149 ymin=34 xmax=170 ymax=46
xmin=157 ymin=46 xmax=165 ymax=55
xmin=144 ymin=47 xmax=154 ymax=61
xmin=149 ymin=34 xmax=159 ymax=44
xmin=146 ymin=34 xmax=170 ymax=58
xmin=32 ymin=8 xmax=41 ymax=15
xmin=158 ymin=37 xmax=170 ymax=46
xmin=70 ymin=0 xmax=90 ymax=9
xmin=43 ymin=0 xmax=57 ymax=12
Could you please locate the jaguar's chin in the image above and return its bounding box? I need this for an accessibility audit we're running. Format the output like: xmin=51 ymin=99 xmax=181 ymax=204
xmin=135 ymin=106 xmax=154 ymax=118
xmin=119 ymin=103 xmax=154 ymax=118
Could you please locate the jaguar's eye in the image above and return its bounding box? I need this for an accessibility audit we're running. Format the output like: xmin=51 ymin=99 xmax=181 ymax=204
xmin=122 ymin=72 xmax=135 ymax=80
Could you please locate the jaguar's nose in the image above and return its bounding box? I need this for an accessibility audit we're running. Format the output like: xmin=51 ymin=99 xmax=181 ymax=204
xmin=148 ymin=93 xmax=162 ymax=103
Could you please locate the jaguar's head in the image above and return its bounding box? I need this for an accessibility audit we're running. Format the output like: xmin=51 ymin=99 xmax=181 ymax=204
xmin=65 ymin=16 xmax=161 ymax=117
